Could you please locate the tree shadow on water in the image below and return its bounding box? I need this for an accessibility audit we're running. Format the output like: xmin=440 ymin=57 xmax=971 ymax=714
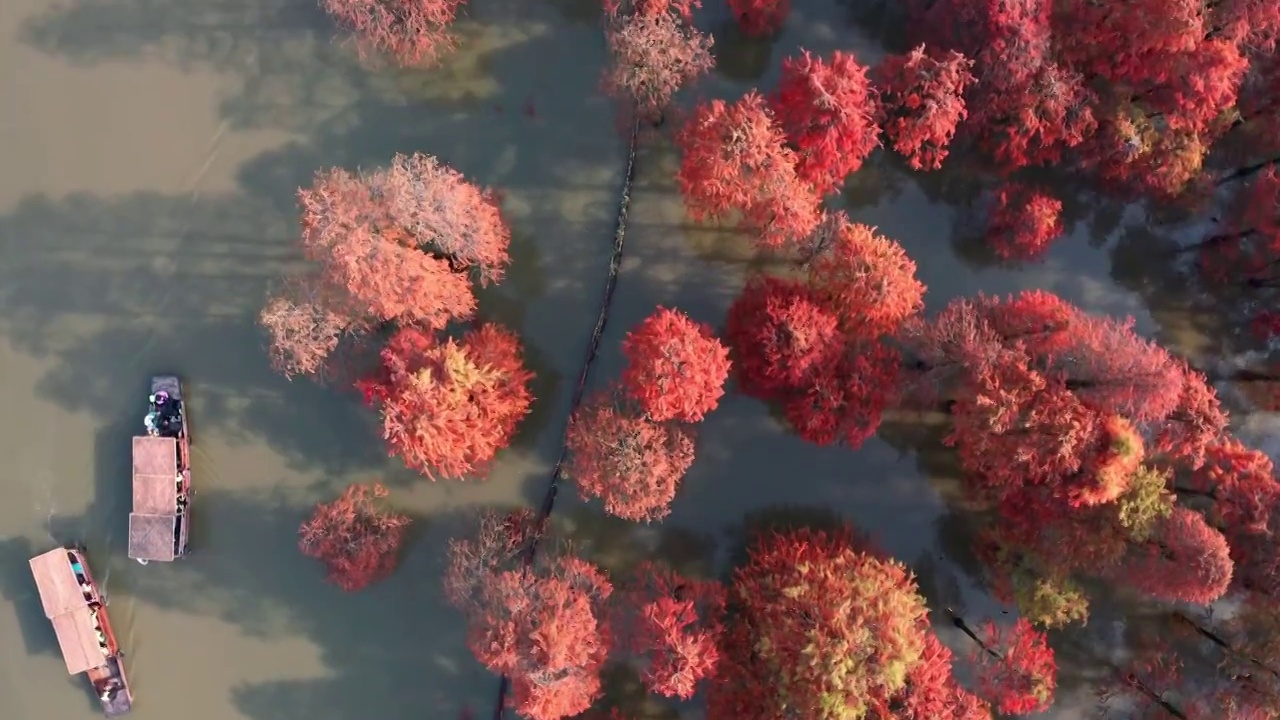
xmin=710 ymin=19 xmax=777 ymax=82
xmin=554 ymin=504 xmax=719 ymax=581
xmin=0 ymin=191 xmax=386 ymax=476
xmin=119 ymin=488 xmax=495 ymax=720
xmin=0 ymin=536 xmax=63 ymax=660
xmin=721 ymin=503 xmax=853 ymax=572
xmin=17 ymin=0 xmax=396 ymax=136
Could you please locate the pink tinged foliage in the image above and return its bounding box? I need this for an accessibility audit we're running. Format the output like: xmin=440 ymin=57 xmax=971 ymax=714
xmin=620 ymin=307 xmax=731 ymax=422
xmin=260 ymin=280 xmax=358 ymax=379
xmin=1192 ymin=439 xmax=1280 ymax=534
xmin=298 ymin=482 xmax=410 ymax=591
xmin=784 ymin=340 xmax=902 ymax=448
xmin=874 ymin=46 xmax=975 ymax=171
xmin=320 ymin=0 xmax=464 ymax=67
xmin=443 ymin=509 xmax=541 ymax=607
xmin=603 ymin=7 xmax=714 ymax=122
xmin=727 ymin=0 xmax=789 ymax=36
xmin=1153 ymin=365 xmax=1228 ymax=469
xmin=263 ymin=154 xmax=509 ymax=379
xmin=676 ymin=92 xmax=822 ymax=248
xmin=616 ymin=563 xmax=725 ymax=699
xmin=564 ymin=394 xmax=696 ymax=522
xmin=1115 ymin=506 xmax=1234 ymax=604
xmin=898 ymin=635 xmax=992 ymax=720
xmin=724 ymin=275 xmax=843 ymax=398
xmin=806 ymin=213 xmax=926 ymax=338
xmin=444 ymin=514 xmax=610 ymax=720
xmin=470 ymin=557 xmax=613 ymax=720
xmin=971 ymin=618 xmax=1057 ymax=714
xmin=296 ymin=152 xmax=510 ymax=330
xmin=604 ymin=0 xmax=700 ymax=23
xmin=985 ymin=182 xmax=1065 ymax=260
xmin=771 ymin=50 xmax=881 ymax=195
xmin=357 ymin=324 xmax=534 ymax=480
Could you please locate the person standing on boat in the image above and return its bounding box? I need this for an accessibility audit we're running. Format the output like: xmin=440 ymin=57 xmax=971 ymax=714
xmin=151 ymin=390 xmax=183 ymax=437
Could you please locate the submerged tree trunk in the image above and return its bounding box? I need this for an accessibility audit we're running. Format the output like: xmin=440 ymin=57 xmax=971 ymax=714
xmin=1173 ymin=612 xmax=1280 ymax=681
xmin=1173 ymin=229 xmax=1253 ymax=256
xmin=947 ymin=610 xmax=1001 ymax=659
xmin=1219 ymin=155 xmax=1280 ymax=186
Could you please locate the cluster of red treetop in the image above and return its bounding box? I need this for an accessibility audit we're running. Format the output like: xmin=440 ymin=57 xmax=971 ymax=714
xmin=269 ymin=0 xmax=1280 ymax=717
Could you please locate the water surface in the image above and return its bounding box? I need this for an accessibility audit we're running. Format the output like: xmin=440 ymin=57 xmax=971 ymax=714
xmin=0 ymin=0 xmax=1236 ymax=718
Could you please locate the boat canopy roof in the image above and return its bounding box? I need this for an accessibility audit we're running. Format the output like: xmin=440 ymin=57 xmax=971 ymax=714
xmin=29 ymin=548 xmax=88 ymax=618
xmin=50 ymin=607 xmax=105 ymax=675
xmin=29 ymin=549 xmax=106 ymax=674
xmin=128 ymin=514 xmax=177 ymax=562
xmin=132 ymin=435 xmax=177 ymax=514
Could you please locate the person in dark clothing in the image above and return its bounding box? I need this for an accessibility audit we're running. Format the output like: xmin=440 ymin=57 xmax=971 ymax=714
xmin=150 ymin=390 xmax=184 ymax=437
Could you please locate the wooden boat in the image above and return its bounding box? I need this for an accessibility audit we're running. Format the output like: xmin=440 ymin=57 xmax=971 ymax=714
xmin=29 ymin=546 xmax=134 ymax=717
xmin=128 ymin=375 xmax=192 ymax=564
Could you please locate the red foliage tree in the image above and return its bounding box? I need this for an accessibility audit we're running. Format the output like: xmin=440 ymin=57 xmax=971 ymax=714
xmin=977 ymin=61 xmax=1097 ymax=173
xmin=806 ymin=213 xmax=925 ymax=338
xmin=784 ymin=339 xmax=903 ymax=448
xmin=898 ymin=635 xmax=992 ymax=720
xmin=357 ymin=324 xmax=534 ymax=479
xmin=724 ymin=275 xmax=842 ymax=398
xmin=1200 ymin=166 xmax=1280 ymax=290
xmin=904 ymin=291 xmax=1236 ymax=619
xmin=259 ymin=279 xmax=359 ymax=380
xmin=453 ymin=551 xmax=613 ymax=720
xmin=914 ymin=0 xmax=1100 ymax=172
xmin=613 ymin=562 xmax=725 ymax=699
xmin=771 ymin=50 xmax=880 ymax=195
xmin=443 ymin=508 xmax=542 ymax=606
xmin=724 ymin=217 xmax=918 ymax=449
xmin=602 ymin=0 xmax=714 ymax=122
xmin=911 ymin=291 xmax=1227 ymax=482
xmin=969 ymin=618 xmax=1057 ymax=714
xmin=708 ymin=527 xmax=989 ymax=720
xmin=298 ymin=482 xmax=410 ymax=591
xmin=874 ymin=46 xmax=975 ymax=171
xmin=676 ymin=92 xmax=822 ymax=247
xmin=320 ymin=0 xmax=464 ymax=67
xmin=1113 ymin=506 xmax=1234 ymax=604
xmin=620 ymin=307 xmax=731 ymax=422
xmin=564 ymin=393 xmax=697 ymax=521
xmin=985 ymin=182 xmax=1065 ymax=260
xmin=727 ymin=0 xmax=789 ymax=36
xmin=262 ymin=153 xmax=510 ymax=377
xmin=1190 ymin=439 xmax=1280 ymax=534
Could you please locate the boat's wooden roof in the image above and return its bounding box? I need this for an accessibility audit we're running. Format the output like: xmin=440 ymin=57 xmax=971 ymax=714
xmin=50 ymin=606 xmax=105 ymax=675
xmin=129 ymin=513 xmax=176 ymax=562
xmin=133 ymin=436 xmax=177 ymax=513
xmin=29 ymin=549 xmax=87 ymax=619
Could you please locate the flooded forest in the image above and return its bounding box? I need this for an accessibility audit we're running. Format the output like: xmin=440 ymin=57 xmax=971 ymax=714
xmin=2 ymin=0 xmax=1280 ymax=718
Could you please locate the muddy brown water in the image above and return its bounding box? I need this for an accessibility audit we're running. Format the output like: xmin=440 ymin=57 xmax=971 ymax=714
xmin=0 ymin=0 xmax=1253 ymax=718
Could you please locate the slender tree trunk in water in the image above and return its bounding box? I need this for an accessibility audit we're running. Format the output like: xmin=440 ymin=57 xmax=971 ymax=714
xmin=1219 ymin=155 xmax=1280 ymax=186
xmin=1173 ymin=612 xmax=1280 ymax=680
xmin=1246 ymin=275 xmax=1280 ymax=289
xmin=1173 ymin=229 xmax=1253 ymax=256
xmin=1219 ymin=368 xmax=1280 ymax=383
xmin=1127 ymin=673 xmax=1190 ymax=719
xmin=947 ymin=610 xmax=1001 ymax=660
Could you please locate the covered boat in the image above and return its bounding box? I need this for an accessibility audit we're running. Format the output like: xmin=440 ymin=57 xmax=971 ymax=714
xmin=29 ymin=546 xmax=133 ymax=717
xmin=129 ymin=375 xmax=192 ymax=564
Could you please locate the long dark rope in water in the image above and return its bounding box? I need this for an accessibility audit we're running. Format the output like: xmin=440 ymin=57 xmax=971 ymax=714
xmin=489 ymin=117 xmax=641 ymax=720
